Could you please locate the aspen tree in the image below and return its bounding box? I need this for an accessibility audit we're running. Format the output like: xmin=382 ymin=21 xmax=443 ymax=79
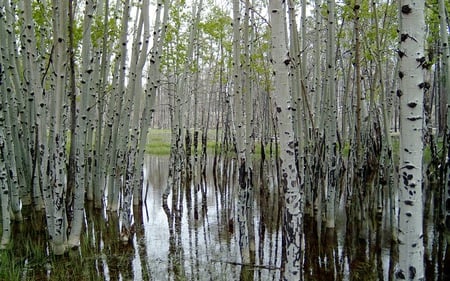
xmin=118 ymin=0 xmax=166 ymax=239
xmin=44 ymin=0 xmax=70 ymax=255
xmin=312 ymin=0 xmax=323 ymax=129
xmin=130 ymin=0 xmax=152 ymax=206
xmin=238 ymin=0 xmax=255 ymax=265
xmin=231 ymin=0 xmax=245 ymax=162
xmin=287 ymin=0 xmax=305 ymax=174
xmin=269 ymin=1 xmax=303 ymax=279
xmin=21 ymin=0 xmax=45 ymax=210
xmin=0 ymin=57 xmax=11 ymax=250
xmin=325 ymin=0 xmax=338 ymax=229
xmin=67 ymin=0 xmax=96 ymax=248
xmin=371 ymin=0 xmax=394 ymax=224
xmin=9 ymin=2 xmax=34 ymax=208
xmin=118 ymin=2 xmax=147 ymax=240
xmin=0 ymin=143 xmax=10 ymax=249
xmin=440 ymin=0 xmax=450 ymax=248
xmin=98 ymin=0 xmax=122 ymax=210
xmin=396 ymin=0 xmax=426 ymax=278
xmin=101 ymin=0 xmax=130 ymax=210
xmin=22 ymin=0 xmax=55 ymax=238
xmin=137 ymin=0 xmax=169 ymax=202
xmin=0 ymin=0 xmax=23 ymax=223
xmin=308 ymin=0 xmax=323 ymax=216
xmin=231 ymin=0 xmax=248 ymax=264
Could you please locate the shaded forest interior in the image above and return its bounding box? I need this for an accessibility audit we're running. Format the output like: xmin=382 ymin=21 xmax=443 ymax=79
xmin=0 ymin=0 xmax=450 ymax=280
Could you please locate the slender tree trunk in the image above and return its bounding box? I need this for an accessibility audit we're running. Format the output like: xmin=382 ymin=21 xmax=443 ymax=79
xmin=117 ymin=0 xmax=147 ymax=240
xmin=372 ymin=0 xmax=393 ymax=233
xmin=21 ymin=0 xmax=45 ymax=211
xmin=269 ymin=1 xmax=303 ymax=279
xmin=45 ymin=0 xmax=70 ymax=255
xmin=440 ymin=0 xmax=450 ymax=249
xmin=325 ymin=0 xmax=338 ymax=229
xmin=135 ymin=0 xmax=169 ymax=207
xmin=396 ymin=0 xmax=426 ymax=278
xmin=0 ymin=136 xmax=11 ymax=249
xmin=67 ymin=0 xmax=96 ymax=248
xmin=101 ymin=0 xmax=130 ymax=211
xmin=0 ymin=56 xmax=11 ymax=249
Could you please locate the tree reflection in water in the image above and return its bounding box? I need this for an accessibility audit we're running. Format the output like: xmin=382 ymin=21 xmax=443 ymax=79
xmin=7 ymin=155 xmax=448 ymax=280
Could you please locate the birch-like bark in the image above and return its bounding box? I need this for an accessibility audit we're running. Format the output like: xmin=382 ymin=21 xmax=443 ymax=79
xmin=6 ymin=2 xmax=33 ymax=208
xmin=45 ymin=0 xmax=70 ymax=255
xmin=312 ymin=0 xmax=323 ymax=129
xmin=0 ymin=1 xmax=23 ymax=222
xmin=101 ymin=0 xmax=130 ymax=210
xmin=130 ymin=0 xmax=152 ymax=206
xmin=67 ymin=0 xmax=96 ymax=248
xmin=118 ymin=0 xmax=145 ymax=240
xmin=371 ymin=0 xmax=393 ymax=223
xmin=97 ymin=0 xmax=121 ymax=210
xmin=396 ymin=0 xmax=425 ymax=278
xmin=21 ymin=0 xmax=45 ymax=210
xmin=231 ymin=0 xmax=244 ymax=159
xmin=231 ymin=0 xmax=249 ymax=264
xmin=0 ymin=54 xmax=11 ymax=249
xmin=138 ymin=0 xmax=169 ymax=199
xmin=53 ymin=0 xmax=69 ymax=255
xmin=239 ymin=0 xmax=255 ymax=265
xmin=0 ymin=126 xmax=10 ymax=249
xmin=2 ymin=77 xmax=22 ymax=222
xmin=325 ymin=0 xmax=338 ymax=229
xmin=440 ymin=0 xmax=450 ymax=246
xmin=269 ymin=1 xmax=303 ymax=279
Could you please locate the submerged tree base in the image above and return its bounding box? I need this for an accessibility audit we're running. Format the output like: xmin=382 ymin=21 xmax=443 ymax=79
xmin=0 ymin=155 xmax=447 ymax=281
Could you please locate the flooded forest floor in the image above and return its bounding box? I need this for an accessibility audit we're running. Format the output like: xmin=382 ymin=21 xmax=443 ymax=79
xmin=1 ymin=153 xmax=449 ymax=281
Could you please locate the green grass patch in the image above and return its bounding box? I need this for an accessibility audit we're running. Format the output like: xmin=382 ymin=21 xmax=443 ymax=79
xmin=147 ymin=128 xmax=171 ymax=142
xmin=146 ymin=129 xmax=172 ymax=155
xmin=145 ymin=128 xmax=281 ymax=157
xmin=146 ymin=140 xmax=171 ymax=155
xmin=0 ymin=250 xmax=21 ymax=281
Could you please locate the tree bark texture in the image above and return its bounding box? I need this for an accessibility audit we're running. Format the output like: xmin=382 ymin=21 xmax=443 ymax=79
xmin=269 ymin=1 xmax=303 ymax=279
xmin=396 ymin=0 xmax=426 ymax=279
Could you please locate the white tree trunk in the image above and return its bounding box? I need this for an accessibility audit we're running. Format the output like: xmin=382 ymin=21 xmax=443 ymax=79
xmin=325 ymin=0 xmax=338 ymax=229
xmin=45 ymin=0 xmax=69 ymax=255
xmin=131 ymin=0 xmax=152 ymax=206
xmin=138 ymin=0 xmax=169 ymax=202
xmin=67 ymin=0 xmax=96 ymax=248
xmin=0 ymin=1 xmax=23 ymax=223
xmin=119 ymin=0 xmax=146 ymax=240
xmin=0 ymin=47 xmax=11 ymax=248
xmin=269 ymin=1 xmax=303 ymax=279
xmin=396 ymin=0 xmax=426 ymax=279
xmin=102 ymin=0 xmax=130 ymax=211
xmin=440 ymin=0 xmax=450 ymax=246
xmin=0 ymin=130 xmax=11 ymax=249
xmin=21 ymin=0 xmax=45 ymax=211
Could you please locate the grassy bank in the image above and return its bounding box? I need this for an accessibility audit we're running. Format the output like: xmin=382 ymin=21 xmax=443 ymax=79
xmin=145 ymin=128 xmax=278 ymax=157
xmin=145 ymin=129 xmax=441 ymax=167
xmin=145 ymin=128 xmax=224 ymax=155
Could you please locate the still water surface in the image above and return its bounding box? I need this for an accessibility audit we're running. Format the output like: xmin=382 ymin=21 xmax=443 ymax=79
xmin=11 ymin=155 xmax=447 ymax=280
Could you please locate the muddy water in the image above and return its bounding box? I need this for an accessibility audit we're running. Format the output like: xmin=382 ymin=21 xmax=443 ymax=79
xmin=9 ymin=155 xmax=448 ymax=281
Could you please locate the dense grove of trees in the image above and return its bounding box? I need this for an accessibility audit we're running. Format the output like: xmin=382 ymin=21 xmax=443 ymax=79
xmin=0 ymin=0 xmax=449 ymax=280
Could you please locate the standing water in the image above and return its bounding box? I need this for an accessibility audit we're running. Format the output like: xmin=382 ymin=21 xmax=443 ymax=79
xmin=4 ymin=155 xmax=448 ymax=281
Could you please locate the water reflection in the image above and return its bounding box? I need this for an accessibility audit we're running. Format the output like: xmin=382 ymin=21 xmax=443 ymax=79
xmin=9 ymin=155 xmax=448 ymax=280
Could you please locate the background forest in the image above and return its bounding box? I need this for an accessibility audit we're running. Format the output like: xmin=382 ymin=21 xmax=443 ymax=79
xmin=0 ymin=0 xmax=449 ymax=280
